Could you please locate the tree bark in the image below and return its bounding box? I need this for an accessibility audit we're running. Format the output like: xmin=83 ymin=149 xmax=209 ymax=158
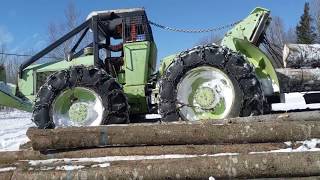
xmin=27 ymin=112 xmax=320 ymax=151
xmin=248 ymin=177 xmax=320 ymax=180
xmin=0 ymin=143 xmax=288 ymax=165
xmin=11 ymin=151 xmax=320 ymax=179
xmin=283 ymin=44 xmax=320 ymax=68
xmin=0 ymin=171 xmax=13 ymax=180
xmin=209 ymin=111 xmax=320 ymax=124
xmin=276 ymin=68 xmax=320 ymax=92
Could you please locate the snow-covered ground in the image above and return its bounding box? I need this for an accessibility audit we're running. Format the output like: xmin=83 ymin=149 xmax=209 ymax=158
xmin=272 ymin=92 xmax=320 ymax=111
xmin=0 ymin=92 xmax=319 ymax=151
xmin=0 ymin=110 xmax=34 ymax=151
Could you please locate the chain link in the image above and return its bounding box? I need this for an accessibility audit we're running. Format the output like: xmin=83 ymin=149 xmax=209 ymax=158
xmin=148 ymin=20 xmax=241 ymax=33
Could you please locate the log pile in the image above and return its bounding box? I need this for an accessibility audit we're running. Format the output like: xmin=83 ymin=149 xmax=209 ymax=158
xmin=276 ymin=68 xmax=320 ymax=92
xmin=283 ymin=44 xmax=320 ymax=68
xmin=1 ymin=111 xmax=320 ymax=179
xmin=279 ymin=44 xmax=320 ymax=92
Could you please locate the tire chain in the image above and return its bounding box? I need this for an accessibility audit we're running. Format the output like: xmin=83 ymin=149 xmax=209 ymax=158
xmin=159 ymin=44 xmax=265 ymax=120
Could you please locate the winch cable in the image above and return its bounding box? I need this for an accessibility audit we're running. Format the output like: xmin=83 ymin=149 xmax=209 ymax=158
xmin=149 ymin=20 xmax=284 ymax=68
xmin=148 ymin=20 xmax=241 ymax=33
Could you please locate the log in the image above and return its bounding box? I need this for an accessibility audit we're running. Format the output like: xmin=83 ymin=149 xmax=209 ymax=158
xmin=0 ymin=171 xmax=13 ymax=180
xmin=249 ymin=177 xmax=320 ymax=180
xmin=27 ymin=115 xmax=320 ymax=151
xmin=0 ymin=143 xmax=288 ymax=165
xmin=283 ymin=44 xmax=320 ymax=68
xmin=208 ymin=111 xmax=320 ymax=124
xmin=11 ymin=151 xmax=320 ymax=179
xmin=0 ymin=166 xmax=15 ymax=180
xmin=276 ymin=68 xmax=320 ymax=92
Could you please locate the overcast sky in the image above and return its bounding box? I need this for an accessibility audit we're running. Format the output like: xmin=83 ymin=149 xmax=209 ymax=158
xmin=0 ymin=0 xmax=309 ymax=62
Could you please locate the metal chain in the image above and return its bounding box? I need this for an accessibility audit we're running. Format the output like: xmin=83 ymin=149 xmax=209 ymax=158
xmin=148 ymin=20 xmax=241 ymax=33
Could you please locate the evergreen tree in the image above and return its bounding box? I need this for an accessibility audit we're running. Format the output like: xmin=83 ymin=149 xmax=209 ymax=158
xmin=296 ymin=2 xmax=317 ymax=44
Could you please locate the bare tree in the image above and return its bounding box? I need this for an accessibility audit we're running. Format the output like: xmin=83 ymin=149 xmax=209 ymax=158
xmin=263 ymin=16 xmax=286 ymax=68
xmin=285 ymin=27 xmax=297 ymax=44
xmin=48 ymin=1 xmax=90 ymax=60
xmin=311 ymin=0 xmax=320 ymax=43
xmin=0 ymin=43 xmax=6 ymax=66
xmin=5 ymin=56 xmax=20 ymax=83
xmin=0 ymin=43 xmax=29 ymax=83
xmin=196 ymin=33 xmax=222 ymax=46
xmin=267 ymin=17 xmax=286 ymax=48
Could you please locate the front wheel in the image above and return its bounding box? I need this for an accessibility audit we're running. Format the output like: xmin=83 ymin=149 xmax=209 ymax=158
xmin=33 ymin=67 xmax=129 ymax=129
xmin=159 ymin=45 xmax=265 ymax=122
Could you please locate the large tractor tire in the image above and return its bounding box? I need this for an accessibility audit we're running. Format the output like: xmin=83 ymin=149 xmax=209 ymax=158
xmin=33 ymin=67 xmax=129 ymax=129
xmin=159 ymin=44 xmax=265 ymax=122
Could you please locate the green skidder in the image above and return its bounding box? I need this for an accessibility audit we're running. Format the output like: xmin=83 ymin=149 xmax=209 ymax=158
xmin=1 ymin=7 xmax=319 ymax=129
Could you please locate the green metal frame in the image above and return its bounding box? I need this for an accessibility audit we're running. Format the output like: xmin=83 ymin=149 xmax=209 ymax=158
xmin=226 ymin=38 xmax=280 ymax=91
xmin=221 ymin=7 xmax=280 ymax=92
xmin=0 ymin=56 xmax=94 ymax=112
xmin=18 ymin=55 xmax=95 ymax=101
xmin=122 ymin=41 xmax=157 ymax=114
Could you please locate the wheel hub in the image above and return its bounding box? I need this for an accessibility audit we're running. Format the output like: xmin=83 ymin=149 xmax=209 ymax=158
xmin=176 ymin=66 xmax=235 ymax=121
xmin=194 ymin=87 xmax=216 ymax=110
xmin=68 ymin=102 xmax=89 ymax=123
xmin=51 ymin=87 xmax=104 ymax=127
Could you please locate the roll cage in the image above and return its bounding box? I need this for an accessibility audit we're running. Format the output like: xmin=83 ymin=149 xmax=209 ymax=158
xmin=19 ymin=8 xmax=154 ymax=77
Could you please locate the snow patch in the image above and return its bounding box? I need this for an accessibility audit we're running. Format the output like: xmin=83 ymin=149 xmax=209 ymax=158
xmin=210 ymin=153 xmax=239 ymax=157
xmin=28 ymin=154 xmax=203 ymax=166
xmin=0 ymin=167 xmax=16 ymax=172
xmin=145 ymin=114 xmax=161 ymax=119
xmin=0 ymin=110 xmax=34 ymax=151
xmin=250 ymin=139 xmax=320 ymax=154
xmin=272 ymin=92 xmax=320 ymax=111
xmin=55 ymin=165 xmax=85 ymax=171
xmin=91 ymin=163 xmax=110 ymax=168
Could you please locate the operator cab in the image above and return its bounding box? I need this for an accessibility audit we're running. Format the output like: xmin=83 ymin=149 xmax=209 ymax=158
xmin=20 ymin=8 xmax=156 ymax=79
xmin=85 ymin=8 xmax=155 ymax=77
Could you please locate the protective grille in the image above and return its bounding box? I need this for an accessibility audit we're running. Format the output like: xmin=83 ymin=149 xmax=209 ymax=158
xmin=122 ymin=15 xmax=153 ymax=43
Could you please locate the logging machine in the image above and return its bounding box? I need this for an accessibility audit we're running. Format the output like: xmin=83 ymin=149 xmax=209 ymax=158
xmin=1 ymin=7 xmax=320 ymax=128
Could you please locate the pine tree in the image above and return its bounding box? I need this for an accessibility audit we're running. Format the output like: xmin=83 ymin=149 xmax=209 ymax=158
xmin=296 ymin=2 xmax=317 ymax=44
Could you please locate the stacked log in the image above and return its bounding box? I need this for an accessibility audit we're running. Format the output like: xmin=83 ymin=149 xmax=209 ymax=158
xmin=283 ymin=44 xmax=320 ymax=68
xmin=9 ymin=152 xmax=320 ymax=179
xmin=27 ymin=112 xmax=320 ymax=151
xmin=1 ymin=111 xmax=320 ymax=179
xmin=276 ymin=68 xmax=320 ymax=92
xmin=0 ymin=143 xmax=288 ymax=165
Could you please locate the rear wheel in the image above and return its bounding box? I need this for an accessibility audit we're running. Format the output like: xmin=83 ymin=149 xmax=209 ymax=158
xmin=33 ymin=67 xmax=129 ymax=129
xmin=159 ymin=44 xmax=265 ymax=122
